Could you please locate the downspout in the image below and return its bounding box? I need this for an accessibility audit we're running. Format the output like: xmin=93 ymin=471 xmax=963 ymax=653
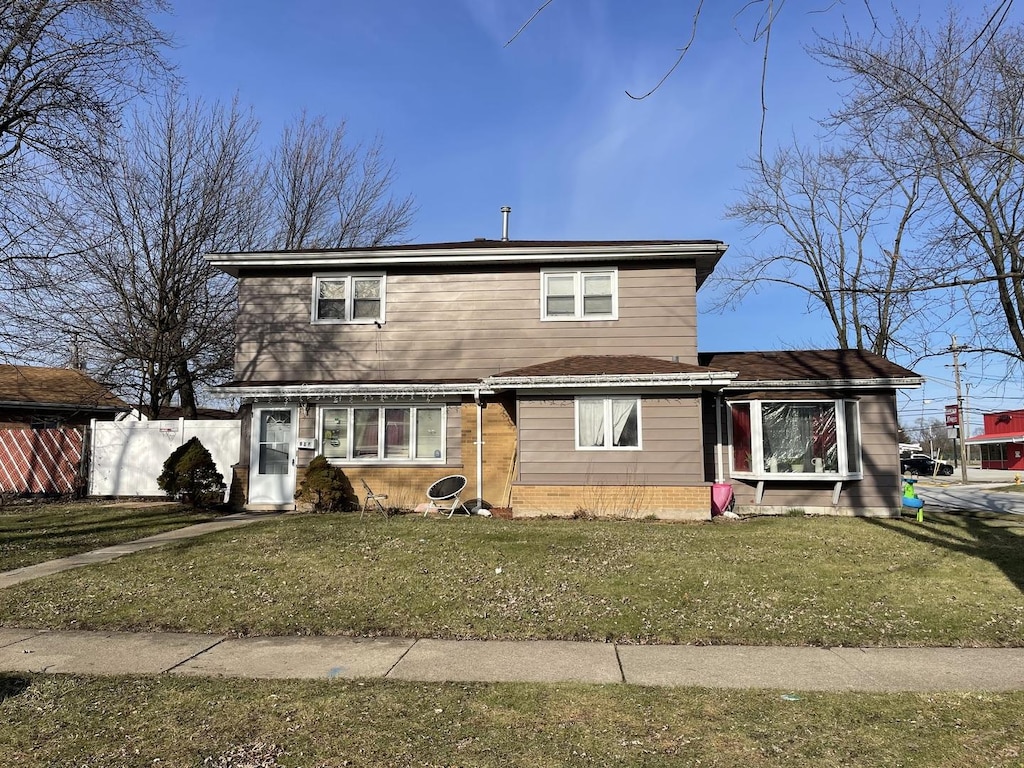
xmin=715 ymin=393 xmax=725 ymax=483
xmin=474 ymin=389 xmax=483 ymax=511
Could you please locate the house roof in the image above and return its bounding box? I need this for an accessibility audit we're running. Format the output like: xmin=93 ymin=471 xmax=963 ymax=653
xmin=493 ymin=355 xmax=716 ymax=378
xmin=697 ymin=349 xmax=921 ymax=388
xmin=206 ymin=239 xmax=728 ymax=289
xmin=133 ymin=405 xmax=238 ymax=420
xmin=485 ymin=355 xmax=737 ymax=390
xmin=0 ymin=365 xmax=128 ymax=412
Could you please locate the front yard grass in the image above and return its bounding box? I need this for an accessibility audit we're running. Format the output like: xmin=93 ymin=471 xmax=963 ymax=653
xmin=1 ymin=511 xmax=1021 ymax=647
xmin=2 ymin=673 xmax=1023 ymax=767
xmin=0 ymin=501 xmax=219 ymax=572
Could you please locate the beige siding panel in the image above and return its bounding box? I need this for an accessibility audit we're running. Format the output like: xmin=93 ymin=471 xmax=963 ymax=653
xmin=235 ymin=263 xmax=699 ymax=382
xmin=517 ymin=395 xmax=704 ymax=485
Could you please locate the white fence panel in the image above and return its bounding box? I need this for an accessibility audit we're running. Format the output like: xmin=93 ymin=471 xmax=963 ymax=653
xmin=89 ymin=418 xmax=240 ymax=501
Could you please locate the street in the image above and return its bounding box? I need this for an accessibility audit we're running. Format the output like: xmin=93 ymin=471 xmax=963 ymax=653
xmin=914 ymin=468 xmax=1024 ymax=516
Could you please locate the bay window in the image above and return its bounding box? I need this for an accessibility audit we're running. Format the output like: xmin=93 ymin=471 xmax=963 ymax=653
xmin=728 ymin=399 xmax=862 ymax=478
xmin=320 ymin=404 xmax=444 ymax=462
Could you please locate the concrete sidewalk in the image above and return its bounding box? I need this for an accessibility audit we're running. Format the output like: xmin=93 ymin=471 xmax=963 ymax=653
xmin=1 ymin=628 xmax=1023 ymax=692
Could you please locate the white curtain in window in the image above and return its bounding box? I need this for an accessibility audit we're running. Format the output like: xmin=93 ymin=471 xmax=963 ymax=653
xmin=611 ymin=399 xmax=636 ymax=446
xmin=578 ymin=399 xmax=604 ymax=446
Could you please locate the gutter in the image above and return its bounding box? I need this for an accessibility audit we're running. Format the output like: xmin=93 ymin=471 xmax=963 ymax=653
xmin=483 ymin=372 xmax=738 ymax=390
xmin=205 ymin=242 xmax=729 ymax=275
xmin=722 ymin=376 xmax=924 ymax=390
xmin=0 ymin=400 xmax=127 ymax=413
xmin=217 ymin=383 xmax=493 ymax=400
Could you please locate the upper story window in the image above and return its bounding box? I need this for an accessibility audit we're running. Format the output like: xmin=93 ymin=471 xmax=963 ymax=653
xmin=541 ymin=268 xmax=617 ymax=320
xmin=312 ymin=274 xmax=385 ymax=324
xmin=576 ymin=396 xmax=641 ymax=450
xmin=729 ymin=399 xmax=862 ymax=479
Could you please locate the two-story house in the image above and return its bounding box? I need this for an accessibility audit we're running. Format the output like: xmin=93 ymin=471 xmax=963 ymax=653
xmin=206 ymin=237 xmax=921 ymax=518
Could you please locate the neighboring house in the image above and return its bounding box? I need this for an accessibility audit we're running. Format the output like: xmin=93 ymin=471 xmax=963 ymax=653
xmin=0 ymin=364 xmax=128 ymax=494
xmin=206 ymin=238 xmax=922 ymax=518
xmin=0 ymin=364 xmax=127 ymax=428
xmin=966 ymin=409 xmax=1024 ymax=470
xmin=124 ymin=405 xmax=238 ymax=421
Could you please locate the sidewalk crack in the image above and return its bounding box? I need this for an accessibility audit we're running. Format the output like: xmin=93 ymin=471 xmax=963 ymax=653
xmin=163 ymin=637 xmax=227 ymax=674
xmin=385 ymin=638 xmax=418 ymax=679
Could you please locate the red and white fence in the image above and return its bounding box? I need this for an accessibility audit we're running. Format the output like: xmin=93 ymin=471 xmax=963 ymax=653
xmin=0 ymin=427 xmax=85 ymax=495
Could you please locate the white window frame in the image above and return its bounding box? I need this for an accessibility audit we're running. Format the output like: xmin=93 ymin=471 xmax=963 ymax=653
xmin=311 ymin=273 xmax=386 ymax=324
xmin=317 ymin=404 xmax=446 ymax=463
xmin=541 ymin=268 xmax=618 ymax=321
xmin=574 ymin=396 xmax=642 ymax=450
xmin=727 ymin=399 xmax=863 ymax=480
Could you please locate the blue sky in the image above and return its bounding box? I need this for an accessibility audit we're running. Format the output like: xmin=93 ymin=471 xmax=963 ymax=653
xmin=160 ymin=0 xmax=1024 ymax=436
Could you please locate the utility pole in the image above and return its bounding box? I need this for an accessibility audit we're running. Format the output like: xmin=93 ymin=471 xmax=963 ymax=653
xmin=949 ymin=336 xmax=969 ymax=484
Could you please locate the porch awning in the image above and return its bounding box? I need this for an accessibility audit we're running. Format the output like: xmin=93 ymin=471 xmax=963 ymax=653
xmin=215 ymin=380 xmax=490 ymax=401
xmin=966 ymin=432 xmax=1024 ymax=445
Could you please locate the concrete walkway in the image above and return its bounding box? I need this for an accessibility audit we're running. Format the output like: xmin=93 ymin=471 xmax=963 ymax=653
xmin=0 ymin=512 xmax=273 ymax=589
xmin=2 ymin=628 xmax=1023 ymax=692
xmin=2 ymin=507 xmax=1023 ymax=692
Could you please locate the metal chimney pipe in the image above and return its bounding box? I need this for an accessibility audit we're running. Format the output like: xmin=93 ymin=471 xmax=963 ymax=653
xmin=501 ymin=206 xmax=511 ymax=241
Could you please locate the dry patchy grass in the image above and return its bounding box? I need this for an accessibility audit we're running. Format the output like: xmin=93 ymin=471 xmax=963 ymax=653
xmin=1 ymin=513 xmax=1021 ymax=646
xmin=1 ymin=673 xmax=1022 ymax=767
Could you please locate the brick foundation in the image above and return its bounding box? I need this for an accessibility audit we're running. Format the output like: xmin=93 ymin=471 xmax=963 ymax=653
xmin=512 ymin=484 xmax=712 ymax=521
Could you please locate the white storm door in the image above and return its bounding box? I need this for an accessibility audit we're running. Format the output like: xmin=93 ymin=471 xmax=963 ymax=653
xmin=249 ymin=406 xmax=297 ymax=505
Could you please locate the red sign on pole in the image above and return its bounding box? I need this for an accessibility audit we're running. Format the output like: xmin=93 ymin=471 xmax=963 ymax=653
xmin=945 ymin=404 xmax=959 ymax=427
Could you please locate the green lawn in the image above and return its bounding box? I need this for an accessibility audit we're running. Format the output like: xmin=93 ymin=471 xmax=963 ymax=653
xmin=1 ymin=511 xmax=1021 ymax=647
xmin=1 ymin=674 xmax=1022 ymax=767
xmin=0 ymin=501 xmax=219 ymax=572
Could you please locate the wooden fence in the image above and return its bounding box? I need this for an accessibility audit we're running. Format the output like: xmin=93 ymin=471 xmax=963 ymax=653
xmin=0 ymin=427 xmax=85 ymax=495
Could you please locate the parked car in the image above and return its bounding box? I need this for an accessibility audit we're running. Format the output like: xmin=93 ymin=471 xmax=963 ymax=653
xmin=900 ymin=455 xmax=954 ymax=476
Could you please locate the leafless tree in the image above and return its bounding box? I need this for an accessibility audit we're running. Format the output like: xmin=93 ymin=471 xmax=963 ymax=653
xmin=269 ymin=112 xmax=415 ymax=249
xmin=0 ymin=0 xmax=171 ymax=251
xmin=14 ymin=95 xmax=418 ymax=415
xmin=816 ymin=8 xmax=1024 ymax=362
xmin=714 ymin=133 xmax=930 ymax=358
xmin=21 ymin=91 xmax=266 ymax=417
xmin=508 ymin=1 xmax=1018 ymax=99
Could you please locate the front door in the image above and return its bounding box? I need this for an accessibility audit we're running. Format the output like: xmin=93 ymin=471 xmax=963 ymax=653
xmin=248 ymin=406 xmax=297 ymax=506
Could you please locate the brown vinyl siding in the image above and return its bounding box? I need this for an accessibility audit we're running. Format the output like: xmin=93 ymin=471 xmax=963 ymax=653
xmin=516 ymin=394 xmax=705 ymax=486
xmin=234 ymin=263 xmax=698 ymax=382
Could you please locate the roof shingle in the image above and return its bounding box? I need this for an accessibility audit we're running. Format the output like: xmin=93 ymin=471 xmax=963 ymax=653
xmin=493 ymin=355 xmax=716 ymax=378
xmin=0 ymin=365 xmax=127 ymax=410
xmin=697 ymin=349 xmax=919 ymax=383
